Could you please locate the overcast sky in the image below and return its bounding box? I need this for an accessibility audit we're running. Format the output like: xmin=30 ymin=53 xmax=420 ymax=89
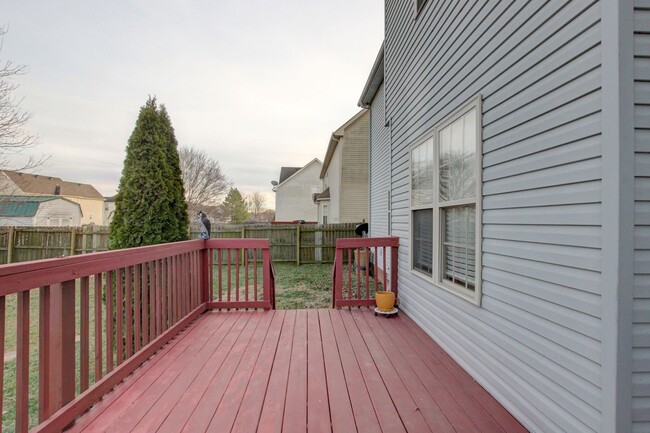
xmin=1 ymin=1 xmax=384 ymax=209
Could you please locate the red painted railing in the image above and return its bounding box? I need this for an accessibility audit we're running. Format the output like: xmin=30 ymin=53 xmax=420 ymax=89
xmin=332 ymin=237 xmax=399 ymax=308
xmin=0 ymin=238 xmax=275 ymax=433
xmin=206 ymin=239 xmax=275 ymax=310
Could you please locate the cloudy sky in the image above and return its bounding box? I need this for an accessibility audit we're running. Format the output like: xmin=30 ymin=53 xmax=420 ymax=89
xmin=1 ymin=1 xmax=384 ymax=208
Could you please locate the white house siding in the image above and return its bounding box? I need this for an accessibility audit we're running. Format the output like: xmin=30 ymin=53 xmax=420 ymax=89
xmin=369 ymin=84 xmax=393 ymax=279
xmin=275 ymin=162 xmax=322 ymax=222
xmin=340 ymin=111 xmax=370 ymax=223
xmin=385 ymin=1 xmax=603 ymax=432
xmin=634 ymin=3 xmax=650 ymax=431
xmin=34 ymin=200 xmax=82 ymax=226
xmin=370 ymin=84 xmax=391 ymax=237
xmin=325 ymin=148 xmax=342 ymax=223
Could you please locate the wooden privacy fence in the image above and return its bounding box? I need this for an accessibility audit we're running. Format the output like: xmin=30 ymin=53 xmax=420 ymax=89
xmin=203 ymin=223 xmax=359 ymax=264
xmin=1 ymin=223 xmax=357 ymax=266
xmin=332 ymin=237 xmax=400 ymax=308
xmin=0 ymin=238 xmax=275 ymax=433
xmin=0 ymin=226 xmax=109 ymax=264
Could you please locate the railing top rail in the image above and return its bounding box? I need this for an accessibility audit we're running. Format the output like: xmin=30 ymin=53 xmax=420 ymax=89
xmin=0 ymin=239 xmax=205 ymax=295
xmin=335 ymin=237 xmax=400 ymax=249
xmin=206 ymin=238 xmax=270 ymax=249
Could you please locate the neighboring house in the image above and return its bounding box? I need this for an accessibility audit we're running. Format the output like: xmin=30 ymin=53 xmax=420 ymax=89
xmin=274 ymin=159 xmax=322 ymax=222
xmin=0 ymin=195 xmax=82 ymax=226
xmin=360 ymin=2 xmax=648 ymax=433
xmin=0 ymin=171 xmax=105 ymax=225
xmin=314 ymin=109 xmax=369 ymax=224
xmin=104 ymin=196 xmax=116 ymax=226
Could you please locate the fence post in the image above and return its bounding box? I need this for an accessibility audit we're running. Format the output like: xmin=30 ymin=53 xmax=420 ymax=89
xmin=296 ymin=224 xmax=301 ymax=266
xmin=69 ymin=228 xmax=76 ymax=256
xmin=6 ymin=226 xmax=15 ymax=264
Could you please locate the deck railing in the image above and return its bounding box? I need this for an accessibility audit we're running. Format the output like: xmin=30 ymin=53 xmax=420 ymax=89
xmin=0 ymin=238 xmax=275 ymax=433
xmin=332 ymin=237 xmax=399 ymax=308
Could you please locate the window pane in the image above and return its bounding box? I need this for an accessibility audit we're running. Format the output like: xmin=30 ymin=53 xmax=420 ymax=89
xmin=412 ymin=209 xmax=433 ymax=275
xmin=439 ymin=109 xmax=477 ymax=202
xmin=441 ymin=205 xmax=475 ymax=290
xmin=411 ymin=139 xmax=433 ymax=206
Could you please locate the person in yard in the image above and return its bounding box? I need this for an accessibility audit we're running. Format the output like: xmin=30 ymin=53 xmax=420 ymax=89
xmin=197 ymin=210 xmax=211 ymax=239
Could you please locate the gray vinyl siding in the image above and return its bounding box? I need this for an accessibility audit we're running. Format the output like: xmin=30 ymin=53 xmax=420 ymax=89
xmin=634 ymin=3 xmax=650 ymax=431
xmin=385 ymin=1 xmax=603 ymax=432
xmin=370 ymin=83 xmax=391 ymax=238
xmin=340 ymin=112 xmax=370 ymax=223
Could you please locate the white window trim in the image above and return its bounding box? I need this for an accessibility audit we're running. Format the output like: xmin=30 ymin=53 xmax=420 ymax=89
xmin=409 ymin=95 xmax=483 ymax=306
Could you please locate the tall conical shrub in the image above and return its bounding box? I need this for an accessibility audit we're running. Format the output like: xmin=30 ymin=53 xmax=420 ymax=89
xmin=110 ymin=97 xmax=189 ymax=249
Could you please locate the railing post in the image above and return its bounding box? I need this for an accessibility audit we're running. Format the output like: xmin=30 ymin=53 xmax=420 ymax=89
xmin=47 ymin=280 xmax=76 ymax=420
xmin=333 ymin=245 xmax=343 ymax=308
xmin=201 ymin=245 xmax=210 ymax=303
xmin=262 ymin=246 xmax=272 ymax=309
xmin=391 ymin=243 xmax=399 ymax=302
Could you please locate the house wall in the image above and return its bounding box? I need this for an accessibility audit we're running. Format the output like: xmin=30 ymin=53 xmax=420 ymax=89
xmin=369 ymin=83 xmax=393 ymax=280
xmin=384 ymin=1 xmax=604 ymax=432
xmin=633 ymin=3 xmax=650 ymax=430
xmin=33 ymin=200 xmax=82 ymax=226
xmin=275 ymin=162 xmax=321 ymax=222
xmin=0 ymin=217 xmax=32 ymax=226
xmin=340 ymin=111 xmax=370 ymax=223
xmin=324 ymin=147 xmax=342 ymax=223
xmin=63 ymin=197 xmax=102 ymax=225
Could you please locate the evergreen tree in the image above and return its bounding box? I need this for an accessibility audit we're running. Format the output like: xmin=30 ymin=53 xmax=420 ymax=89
xmin=222 ymin=188 xmax=249 ymax=224
xmin=110 ymin=97 xmax=189 ymax=249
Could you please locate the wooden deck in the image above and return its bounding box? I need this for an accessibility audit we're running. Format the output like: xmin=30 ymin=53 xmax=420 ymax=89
xmin=66 ymin=309 xmax=527 ymax=433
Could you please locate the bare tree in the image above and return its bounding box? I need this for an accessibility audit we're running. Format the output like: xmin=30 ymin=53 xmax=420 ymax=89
xmin=247 ymin=191 xmax=265 ymax=221
xmin=179 ymin=145 xmax=230 ymax=214
xmin=0 ymin=27 xmax=44 ymax=171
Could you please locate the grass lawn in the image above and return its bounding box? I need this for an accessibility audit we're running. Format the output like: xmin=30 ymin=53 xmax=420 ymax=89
xmin=272 ymin=263 xmax=334 ymax=309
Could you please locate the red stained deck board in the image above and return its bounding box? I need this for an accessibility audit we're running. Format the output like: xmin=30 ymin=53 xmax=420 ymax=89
xmin=155 ymin=313 xmax=253 ymax=433
xmin=282 ymin=309 xmax=308 ymax=433
xmin=328 ymin=310 xmax=382 ymax=433
xmin=317 ymin=309 xmax=357 ymax=433
xmin=400 ymin=313 xmax=528 ymax=433
xmin=351 ymin=309 xmax=456 ymax=433
xmin=129 ymin=311 xmax=243 ymax=433
xmin=257 ymin=310 xmax=296 ymax=433
xmin=68 ymin=319 xmax=206 ymax=433
xmin=68 ymin=309 xmax=527 ymax=433
xmin=179 ymin=311 xmax=266 ymax=433
xmin=306 ymin=310 xmax=331 ymax=433
xmin=230 ymin=310 xmax=287 ymax=433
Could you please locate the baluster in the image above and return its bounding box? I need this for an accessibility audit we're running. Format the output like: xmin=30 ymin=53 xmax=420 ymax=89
xmin=106 ymin=271 xmax=114 ymax=372
xmin=141 ymin=263 xmax=149 ymax=346
xmin=253 ymin=249 xmax=258 ymax=301
xmin=126 ymin=266 xmax=133 ymax=358
xmin=94 ymin=273 xmax=103 ymax=380
xmin=0 ymin=296 xmax=4 ymax=432
xmin=134 ymin=265 xmax=141 ymax=352
xmin=38 ymin=286 xmax=50 ymax=422
xmin=16 ymin=290 xmax=30 ymax=433
xmin=116 ymin=268 xmax=124 ymax=365
xmin=80 ymin=276 xmax=90 ymax=391
xmin=235 ymin=249 xmax=240 ymax=303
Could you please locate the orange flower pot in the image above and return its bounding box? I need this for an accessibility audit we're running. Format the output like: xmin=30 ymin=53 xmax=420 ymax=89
xmin=375 ymin=291 xmax=395 ymax=312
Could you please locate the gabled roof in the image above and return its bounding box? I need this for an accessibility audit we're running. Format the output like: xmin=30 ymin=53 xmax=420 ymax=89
xmin=320 ymin=109 xmax=368 ymax=179
xmin=276 ymin=158 xmax=323 ymax=188
xmin=1 ymin=170 xmax=104 ymax=200
xmin=358 ymin=42 xmax=385 ymax=108
xmin=313 ymin=187 xmax=330 ymax=202
xmin=279 ymin=167 xmax=302 ymax=184
xmin=0 ymin=195 xmax=81 ymax=217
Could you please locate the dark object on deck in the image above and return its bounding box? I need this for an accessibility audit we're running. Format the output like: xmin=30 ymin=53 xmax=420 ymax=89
xmin=198 ymin=210 xmax=211 ymax=239
xmin=355 ymin=223 xmax=369 ymax=237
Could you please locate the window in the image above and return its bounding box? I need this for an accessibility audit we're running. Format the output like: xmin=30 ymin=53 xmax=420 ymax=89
xmin=410 ymin=96 xmax=482 ymax=303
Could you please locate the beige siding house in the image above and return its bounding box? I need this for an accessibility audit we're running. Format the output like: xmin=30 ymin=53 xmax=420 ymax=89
xmin=315 ymin=110 xmax=369 ymax=224
xmin=0 ymin=171 xmax=104 ymax=225
xmin=274 ymin=159 xmax=322 ymax=223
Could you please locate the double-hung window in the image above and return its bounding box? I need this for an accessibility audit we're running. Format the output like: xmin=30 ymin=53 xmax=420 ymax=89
xmin=410 ymin=96 xmax=482 ymax=304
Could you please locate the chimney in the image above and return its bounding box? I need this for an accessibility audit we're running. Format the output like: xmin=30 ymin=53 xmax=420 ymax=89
xmin=54 ymin=185 xmax=61 ymax=195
